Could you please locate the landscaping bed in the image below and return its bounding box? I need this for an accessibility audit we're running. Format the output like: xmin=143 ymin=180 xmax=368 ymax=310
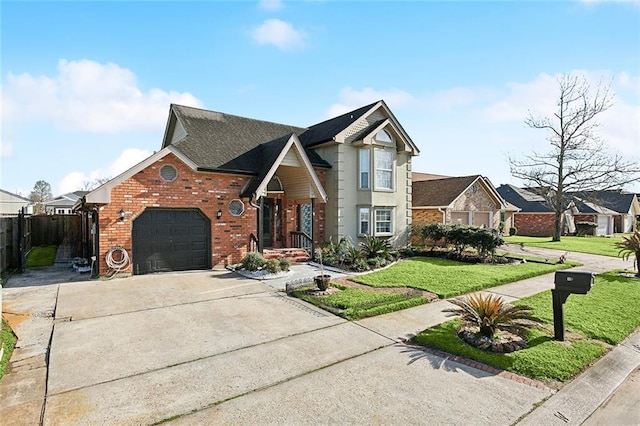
xmin=414 ymin=272 xmax=640 ymax=385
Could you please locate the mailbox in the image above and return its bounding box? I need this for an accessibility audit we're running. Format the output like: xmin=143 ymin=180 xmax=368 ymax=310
xmin=554 ymin=270 xmax=594 ymax=294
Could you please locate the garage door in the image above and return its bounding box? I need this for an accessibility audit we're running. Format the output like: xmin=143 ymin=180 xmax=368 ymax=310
xmin=132 ymin=208 xmax=211 ymax=275
xmin=597 ymin=215 xmax=611 ymax=236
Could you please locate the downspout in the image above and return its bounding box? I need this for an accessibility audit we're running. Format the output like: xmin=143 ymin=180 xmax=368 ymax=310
xmin=437 ymin=208 xmax=446 ymax=224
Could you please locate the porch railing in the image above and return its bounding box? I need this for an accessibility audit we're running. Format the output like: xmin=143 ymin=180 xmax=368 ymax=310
xmin=249 ymin=233 xmax=259 ymax=253
xmin=289 ymin=231 xmax=313 ymax=256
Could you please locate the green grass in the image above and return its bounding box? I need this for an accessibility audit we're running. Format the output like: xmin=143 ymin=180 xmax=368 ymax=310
xmin=515 ymin=272 xmax=640 ymax=345
xmin=505 ymin=235 xmax=626 ymax=257
xmin=415 ymin=272 xmax=640 ymax=382
xmin=1 ymin=319 xmax=17 ymax=381
xmin=293 ymin=285 xmax=428 ymax=320
xmin=351 ymin=258 xmax=580 ymax=298
xmin=415 ymin=321 xmax=605 ymax=382
xmin=25 ymin=245 xmax=57 ymax=267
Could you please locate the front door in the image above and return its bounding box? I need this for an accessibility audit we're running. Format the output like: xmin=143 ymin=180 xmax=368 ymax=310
xmin=262 ymin=198 xmax=274 ymax=248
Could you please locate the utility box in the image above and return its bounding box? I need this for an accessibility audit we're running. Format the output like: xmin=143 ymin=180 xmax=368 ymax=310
xmin=554 ymin=270 xmax=595 ymax=294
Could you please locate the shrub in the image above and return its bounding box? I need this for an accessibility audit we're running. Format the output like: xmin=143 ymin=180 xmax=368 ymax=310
xmin=444 ymin=293 xmax=539 ymax=339
xmin=264 ymin=258 xmax=280 ymax=274
xmin=447 ymin=225 xmax=475 ymax=255
xmin=469 ymin=228 xmax=504 ymax=261
xmin=241 ymin=252 xmax=266 ymax=271
xmin=498 ymin=221 xmax=505 ymax=234
xmin=575 ymin=221 xmax=597 ymax=237
xmin=351 ymin=258 xmax=370 ymax=272
xmin=367 ymin=256 xmax=387 ymax=269
xmin=278 ymin=257 xmax=291 ymax=272
xmin=509 ymin=226 xmax=517 ymax=236
xmin=616 ymin=230 xmax=640 ymax=277
xmin=360 ymin=235 xmax=393 ymax=260
xmin=421 ymin=223 xmax=449 ymax=249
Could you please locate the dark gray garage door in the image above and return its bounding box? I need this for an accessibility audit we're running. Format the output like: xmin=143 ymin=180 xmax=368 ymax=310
xmin=132 ymin=208 xmax=211 ymax=275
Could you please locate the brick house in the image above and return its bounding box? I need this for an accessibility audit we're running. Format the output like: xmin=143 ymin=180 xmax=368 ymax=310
xmin=496 ymin=184 xmax=559 ymax=237
xmin=80 ymin=101 xmax=419 ymax=276
xmin=411 ymin=174 xmax=508 ymax=238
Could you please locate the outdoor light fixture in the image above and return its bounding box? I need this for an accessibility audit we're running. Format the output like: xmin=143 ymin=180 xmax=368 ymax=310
xmin=216 ymin=209 xmax=223 ymax=220
xmin=119 ymin=209 xmax=126 ymax=221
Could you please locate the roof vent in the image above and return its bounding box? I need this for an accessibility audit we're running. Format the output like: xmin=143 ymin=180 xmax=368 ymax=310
xmin=159 ymin=164 xmax=178 ymax=182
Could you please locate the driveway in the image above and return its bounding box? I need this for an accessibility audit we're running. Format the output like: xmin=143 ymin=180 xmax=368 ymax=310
xmin=3 ymin=267 xmax=552 ymax=425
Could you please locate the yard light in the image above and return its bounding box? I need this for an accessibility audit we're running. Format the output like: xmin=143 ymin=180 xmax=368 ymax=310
xmin=119 ymin=209 xmax=126 ymax=221
xmin=216 ymin=209 xmax=223 ymax=220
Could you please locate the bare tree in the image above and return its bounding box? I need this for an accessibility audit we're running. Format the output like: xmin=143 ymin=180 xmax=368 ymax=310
xmin=81 ymin=177 xmax=110 ymax=191
xmin=29 ymin=180 xmax=52 ymax=214
xmin=509 ymin=73 xmax=640 ymax=241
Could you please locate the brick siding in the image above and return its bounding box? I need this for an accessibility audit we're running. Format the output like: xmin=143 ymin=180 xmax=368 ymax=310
xmin=98 ymin=154 xmax=326 ymax=275
xmin=513 ymin=213 xmax=556 ymax=237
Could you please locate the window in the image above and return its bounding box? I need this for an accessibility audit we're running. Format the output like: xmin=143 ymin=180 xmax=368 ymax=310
xmin=375 ymin=148 xmax=393 ymax=190
xmin=359 ymin=208 xmax=370 ymax=235
xmin=228 ymin=199 xmax=245 ymax=216
xmin=359 ymin=149 xmax=370 ymax=189
xmin=374 ymin=129 xmax=393 ymax=144
xmin=375 ymin=209 xmax=392 ymax=234
xmin=159 ymin=164 xmax=178 ymax=182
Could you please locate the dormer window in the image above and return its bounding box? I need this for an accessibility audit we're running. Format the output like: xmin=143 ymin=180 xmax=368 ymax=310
xmin=374 ymin=129 xmax=393 ymax=144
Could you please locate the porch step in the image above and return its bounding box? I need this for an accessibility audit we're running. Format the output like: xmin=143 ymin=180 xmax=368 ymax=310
xmin=263 ymin=248 xmax=310 ymax=263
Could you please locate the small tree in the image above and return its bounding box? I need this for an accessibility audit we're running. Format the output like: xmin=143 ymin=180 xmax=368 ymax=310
xmin=616 ymin=230 xmax=640 ymax=277
xmin=29 ymin=180 xmax=52 ymax=214
xmin=509 ymin=73 xmax=640 ymax=242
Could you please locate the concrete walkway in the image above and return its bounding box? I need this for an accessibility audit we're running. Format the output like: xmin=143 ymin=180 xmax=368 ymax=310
xmin=0 ymin=247 xmax=638 ymax=425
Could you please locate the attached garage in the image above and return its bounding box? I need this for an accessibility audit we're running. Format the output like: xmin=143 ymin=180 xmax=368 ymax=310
xmin=132 ymin=208 xmax=211 ymax=275
xmin=596 ymin=215 xmax=613 ymax=236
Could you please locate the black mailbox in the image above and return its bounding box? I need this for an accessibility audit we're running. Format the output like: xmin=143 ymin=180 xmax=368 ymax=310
xmin=554 ymin=270 xmax=594 ymax=294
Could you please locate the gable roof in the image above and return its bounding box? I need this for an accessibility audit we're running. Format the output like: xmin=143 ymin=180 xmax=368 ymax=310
xmin=0 ymin=189 xmax=31 ymax=202
xmin=412 ymin=175 xmax=505 ymax=209
xmin=164 ymin=105 xmax=330 ymax=174
xmin=298 ymin=102 xmax=377 ymax=147
xmin=497 ymin=184 xmax=554 ymax=213
xmin=567 ymin=190 xmax=638 ymax=214
xmin=45 ymin=191 xmax=89 ymax=207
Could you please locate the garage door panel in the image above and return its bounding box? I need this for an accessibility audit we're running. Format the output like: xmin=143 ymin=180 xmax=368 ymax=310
xmin=132 ymin=208 xmax=211 ymax=275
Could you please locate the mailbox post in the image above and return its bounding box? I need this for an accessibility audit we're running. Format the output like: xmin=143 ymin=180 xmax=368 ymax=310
xmin=552 ymin=270 xmax=595 ymax=341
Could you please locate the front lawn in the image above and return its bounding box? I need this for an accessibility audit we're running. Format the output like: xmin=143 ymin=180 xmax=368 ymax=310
xmin=505 ymin=235 xmax=625 ymax=257
xmin=351 ymin=258 xmax=580 ymax=298
xmin=292 ymin=284 xmax=428 ymax=320
xmin=415 ymin=272 xmax=640 ymax=382
xmin=1 ymin=319 xmax=17 ymax=381
xmin=25 ymin=245 xmax=57 ymax=267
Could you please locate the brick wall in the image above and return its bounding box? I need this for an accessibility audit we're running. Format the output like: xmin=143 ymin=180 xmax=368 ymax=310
xmin=411 ymin=208 xmax=444 ymax=245
xmin=98 ymin=154 xmax=327 ymax=275
xmin=513 ymin=213 xmax=556 ymax=237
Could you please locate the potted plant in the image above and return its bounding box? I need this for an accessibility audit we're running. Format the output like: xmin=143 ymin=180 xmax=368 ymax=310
xmin=313 ymin=248 xmax=331 ymax=291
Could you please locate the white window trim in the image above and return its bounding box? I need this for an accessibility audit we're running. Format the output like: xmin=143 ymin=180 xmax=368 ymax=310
xmin=374 ymin=147 xmax=394 ymax=191
xmin=374 ymin=208 xmax=393 ymax=236
xmin=359 ymin=148 xmax=370 ymax=190
xmin=359 ymin=207 xmax=370 ymax=235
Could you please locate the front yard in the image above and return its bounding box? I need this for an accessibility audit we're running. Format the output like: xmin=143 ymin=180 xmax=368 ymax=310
xmin=415 ymin=272 xmax=640 ymax=384
xmin=505 ymin=235 xmax=626 ymax=257
xmin=292 ymin=256 xmax=579 ymax=320
xmin=350 ymin=257 xmax=579 ymax=298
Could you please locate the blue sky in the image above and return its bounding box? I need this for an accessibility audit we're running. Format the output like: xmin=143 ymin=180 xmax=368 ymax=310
xmin=2 ymin=0 xmax=639 ymax=198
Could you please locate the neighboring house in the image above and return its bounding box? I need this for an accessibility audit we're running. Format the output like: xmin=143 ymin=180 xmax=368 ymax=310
xmin=45 ymin=191 xmax=89 ymax=214
xmin=80 ymin=100 xmax=419 ymax=275
xmin=567 ymin=190 xmax=639 ymax=233
xmin=497 ymin=184 xmax=558 ymax=237
xmin=0 ymin=189 xmax=33 ymax=216
xmin=412 ymin=175 xmax=507 ymax=232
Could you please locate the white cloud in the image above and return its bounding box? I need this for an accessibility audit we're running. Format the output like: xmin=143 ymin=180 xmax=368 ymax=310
xmin=0 ymin=139 xmax=13 ymax=158
xmin=325 ymin=87 xmax=418 ymax=117
xmin=252 ymin=19 xmax=305 ymax=51
xmin=2 ymin=59 xmax=203 ymax=133
xmin=58 ymin=147 xmax=152 ymax=193
xmin=258 ymin=0 xmax=283 ymax=11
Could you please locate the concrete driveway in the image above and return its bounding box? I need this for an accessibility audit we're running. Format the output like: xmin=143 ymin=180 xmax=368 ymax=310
xmin=16 ymin=268 xmax=548 ymax=425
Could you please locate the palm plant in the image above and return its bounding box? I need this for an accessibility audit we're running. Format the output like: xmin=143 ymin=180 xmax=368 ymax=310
xmin=359 ymin=235 xmax=392 ymax=259
xmin=616 ymin=230 xmax=640 ymax=277
xmin=444 ymin=293 xmax=539 ymax=339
